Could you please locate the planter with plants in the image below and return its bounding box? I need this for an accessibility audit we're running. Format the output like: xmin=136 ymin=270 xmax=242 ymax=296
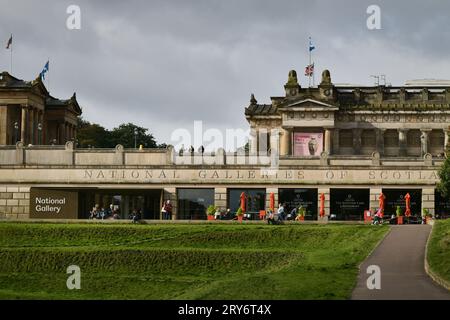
xmin=422 ymin=208 xmax=433 ymax=225
xmin=236 ymin=207 xmax=244 ymax=222
xmin=396 ymin=206 xmax=403 ymax=225
xmin=206 ymin=205 xmax=216 ymax=221
xmin=297 ymin=206 xmax=306 ymax=221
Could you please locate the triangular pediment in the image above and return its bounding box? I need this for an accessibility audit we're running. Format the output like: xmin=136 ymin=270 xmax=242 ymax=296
xmin=280 ymin=98 xmax=338 ymax=110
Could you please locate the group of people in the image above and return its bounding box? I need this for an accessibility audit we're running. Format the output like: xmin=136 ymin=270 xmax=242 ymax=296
xmin=272 ymin=203 xmax=305 ymax=221
xmin=89 ymin=204 xmax=142 ymax=222
xmin=89 ymin=204 xmax=120 ymax=220
xmin=178 ymin=145 xmax=205 ymax=156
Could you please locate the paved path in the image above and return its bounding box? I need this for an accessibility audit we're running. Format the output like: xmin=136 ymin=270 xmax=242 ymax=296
xmin=352 ymin=225 xmax=450 ymax=300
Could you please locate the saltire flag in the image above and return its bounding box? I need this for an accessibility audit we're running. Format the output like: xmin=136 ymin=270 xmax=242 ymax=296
xmin=309 ymin=37 xmax=315 ymax=52
xmin=40 ymin=60 xmax=49 ymax=80
xmin=305 ymin=63 xmax=314 ymax=76
xmin=6 ymin=35 xmax=12 ymax=49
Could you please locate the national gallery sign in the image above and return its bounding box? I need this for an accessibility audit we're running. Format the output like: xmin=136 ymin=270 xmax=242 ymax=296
xmin=0 ymin=168 xmax=439 ymax=185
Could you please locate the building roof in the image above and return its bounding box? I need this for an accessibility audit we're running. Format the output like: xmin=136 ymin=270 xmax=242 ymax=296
xmin=0 ymin=71 xmax=82 ymax=115
xmin=0 ymin=71 xmax=33 ymax=88
xmin=245 ymin=69 xmax=450 ymax=118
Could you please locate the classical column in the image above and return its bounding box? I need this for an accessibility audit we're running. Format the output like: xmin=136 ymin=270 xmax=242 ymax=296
xmin=38 ymin=111 xmax=44 ymax=145
xmin=332 ymin=129 xmax=340 ymax=155
xmin=420 ymin=129 xmax=430 ymax=156
xmin=280 ymin=127 xmax=292 ymax=156
xmin=352 ymin=128 xmax=362 ymax=155
xmin=59 ymin=122 xmax=65 ymax=144
xmin=443 ymin=129 xmax=450 ymax=151
xmin=324 ymin=129 xmax=332 ymax=154
xmin=376 ymin=128 xmax=385 ymax=156
xmin=398 ymin=129 xmax=408 ymax=156
xmin=28 ymin=107 xmax=35 ymax=144
xmin=20 ymin=106 xmax=28 ymax=144
xmin=269 ymin=128 xmax=280 ymax=157
xmin=249 ymin=127 xmax=258 ymax=154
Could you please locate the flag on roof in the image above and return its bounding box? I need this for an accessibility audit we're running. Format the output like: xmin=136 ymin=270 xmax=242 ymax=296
xmin=305 ymin=63 xmax=314 ymax=76
xmin=40 ymin=60 xmax=49 ymax=80
xmin=309 ymin=37 xmax=315 ymax=52
xmin=6 ymin=35 xmax=12 ymax=49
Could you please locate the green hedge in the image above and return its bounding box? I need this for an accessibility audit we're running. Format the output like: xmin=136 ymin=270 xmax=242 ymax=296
xmin=0 ymin=247 xmax=301 ymax=275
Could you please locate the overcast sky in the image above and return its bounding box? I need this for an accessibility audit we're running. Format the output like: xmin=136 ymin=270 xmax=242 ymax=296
xmin=1 ymin=0 xmax=450 ymax=149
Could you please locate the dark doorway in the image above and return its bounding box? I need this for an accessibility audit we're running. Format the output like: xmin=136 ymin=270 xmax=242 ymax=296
xmin=279 ymin=188 xmax=318 ymax=220
xmin=330 ymin=189 xmax=370 ymax=220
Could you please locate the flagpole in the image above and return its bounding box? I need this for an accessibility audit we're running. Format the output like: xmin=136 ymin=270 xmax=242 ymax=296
xmin=10 ymin=35 xmax=13 ymax=74
xmin=47 ymin=58 xmax=50 ymax=93
xmin=309 ymin=40 xmax=312 ymax=88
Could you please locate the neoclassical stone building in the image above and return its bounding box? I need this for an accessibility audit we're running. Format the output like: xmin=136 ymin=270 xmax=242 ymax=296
xmin=0 ymin=69 xmax=449 ymax=221
xmin=246 ymin=69 xmax=449 ymax=159
xmin=0 ymin=72 xmax=81 ymax=146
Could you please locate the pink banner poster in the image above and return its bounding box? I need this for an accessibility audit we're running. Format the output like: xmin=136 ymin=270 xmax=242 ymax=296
xmin=293 ymin=132 xmax=323 ymax=156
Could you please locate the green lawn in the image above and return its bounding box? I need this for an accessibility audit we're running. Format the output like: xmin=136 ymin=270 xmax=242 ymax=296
xmin=427 ymin=219 xmax=450 ymax=284
xmin=0 ymin=222 xmax=388 ymax=300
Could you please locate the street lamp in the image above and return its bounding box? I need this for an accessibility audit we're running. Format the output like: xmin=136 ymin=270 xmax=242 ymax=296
xmin=13 ymin=122 xmax=19 ymax=143
xmin=37 ymin=123 xmax=42 ymax=145
xmin=134 ymin=128 xmax=138 ymax=149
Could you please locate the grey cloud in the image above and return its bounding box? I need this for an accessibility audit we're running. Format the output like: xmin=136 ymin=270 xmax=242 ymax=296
xmin=1 ymin=0 xmax=449 ymax=145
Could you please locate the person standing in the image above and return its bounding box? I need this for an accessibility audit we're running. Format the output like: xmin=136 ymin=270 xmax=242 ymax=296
xmin=277 ymin=203 xmax=285 ymax=221
xmin=162 ymin=200 xmax=173 ymax=220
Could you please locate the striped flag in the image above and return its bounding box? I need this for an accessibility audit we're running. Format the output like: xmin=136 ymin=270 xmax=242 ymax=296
xmin=6 ymin=35 xmax=12 ymax=49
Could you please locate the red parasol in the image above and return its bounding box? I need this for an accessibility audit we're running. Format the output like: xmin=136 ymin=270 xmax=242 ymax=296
xmin=404 ymin=193 xmax=411 ymax=217
xmin=240 ymin=192 xmax=246 ymax=213
xmin=319 ymin=193 xmax=325 ymax=217
xmin=269 ymin=192 xmax=275 ymax=212
xmin=378 ymin=193 xmax=386 ymax=218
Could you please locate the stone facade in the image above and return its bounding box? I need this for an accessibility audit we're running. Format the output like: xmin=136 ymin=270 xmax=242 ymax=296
xmin=0 ymin=72 xmax=81 ymax=146
xmin=1 ymin=69 xmax=450 ymax=220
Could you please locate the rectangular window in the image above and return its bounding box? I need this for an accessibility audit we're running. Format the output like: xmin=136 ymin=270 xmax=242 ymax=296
xmin=228 ymin=188 xmax=266 ymax=219
xmin=330 ymin=188 xmax=370 ymax=221
xmin=177 ymin=188 xmax=214 ymax=220
xmin=435 ymin=190 xmax=450 ymax=219
xmin=279 ymin=188 xmax=318 ymax=220
xmin=382 ymin=189 xmax=422 ymax=217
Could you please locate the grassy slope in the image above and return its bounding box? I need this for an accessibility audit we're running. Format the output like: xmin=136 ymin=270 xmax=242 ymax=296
xmin=427 ymin=219 xmax=450 ymax=284
xmin=0 ymin=223 xmax=388 ymax=300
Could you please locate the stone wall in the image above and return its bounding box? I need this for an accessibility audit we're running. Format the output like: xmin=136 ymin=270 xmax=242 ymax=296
xmin=0 ymin=186 xmax=30 ymax=219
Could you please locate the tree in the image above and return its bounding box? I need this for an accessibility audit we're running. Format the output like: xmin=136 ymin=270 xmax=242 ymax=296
xmin=109 ymin=123 xmax=157 ymax=148
xmin=437 ymin=153 xmax=450 ymax=198
xmin=76 ymin=118 xmax=110 ymax=148
xmin=76 ymin=118 xmax=163 ymax=149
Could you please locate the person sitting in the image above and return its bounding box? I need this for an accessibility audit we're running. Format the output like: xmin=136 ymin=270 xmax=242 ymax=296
xmin=112 ymin=210 xmax=120 ymax=220
xmin=287 ymin=207 xmax=297 ymax=220
xmin=389 ymin=214 xmax=397 ymax=225
xmin=372 ymin=208 xmax=383 ymax=225
xmin=214 ymin=208 xmax=221 ymax=220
